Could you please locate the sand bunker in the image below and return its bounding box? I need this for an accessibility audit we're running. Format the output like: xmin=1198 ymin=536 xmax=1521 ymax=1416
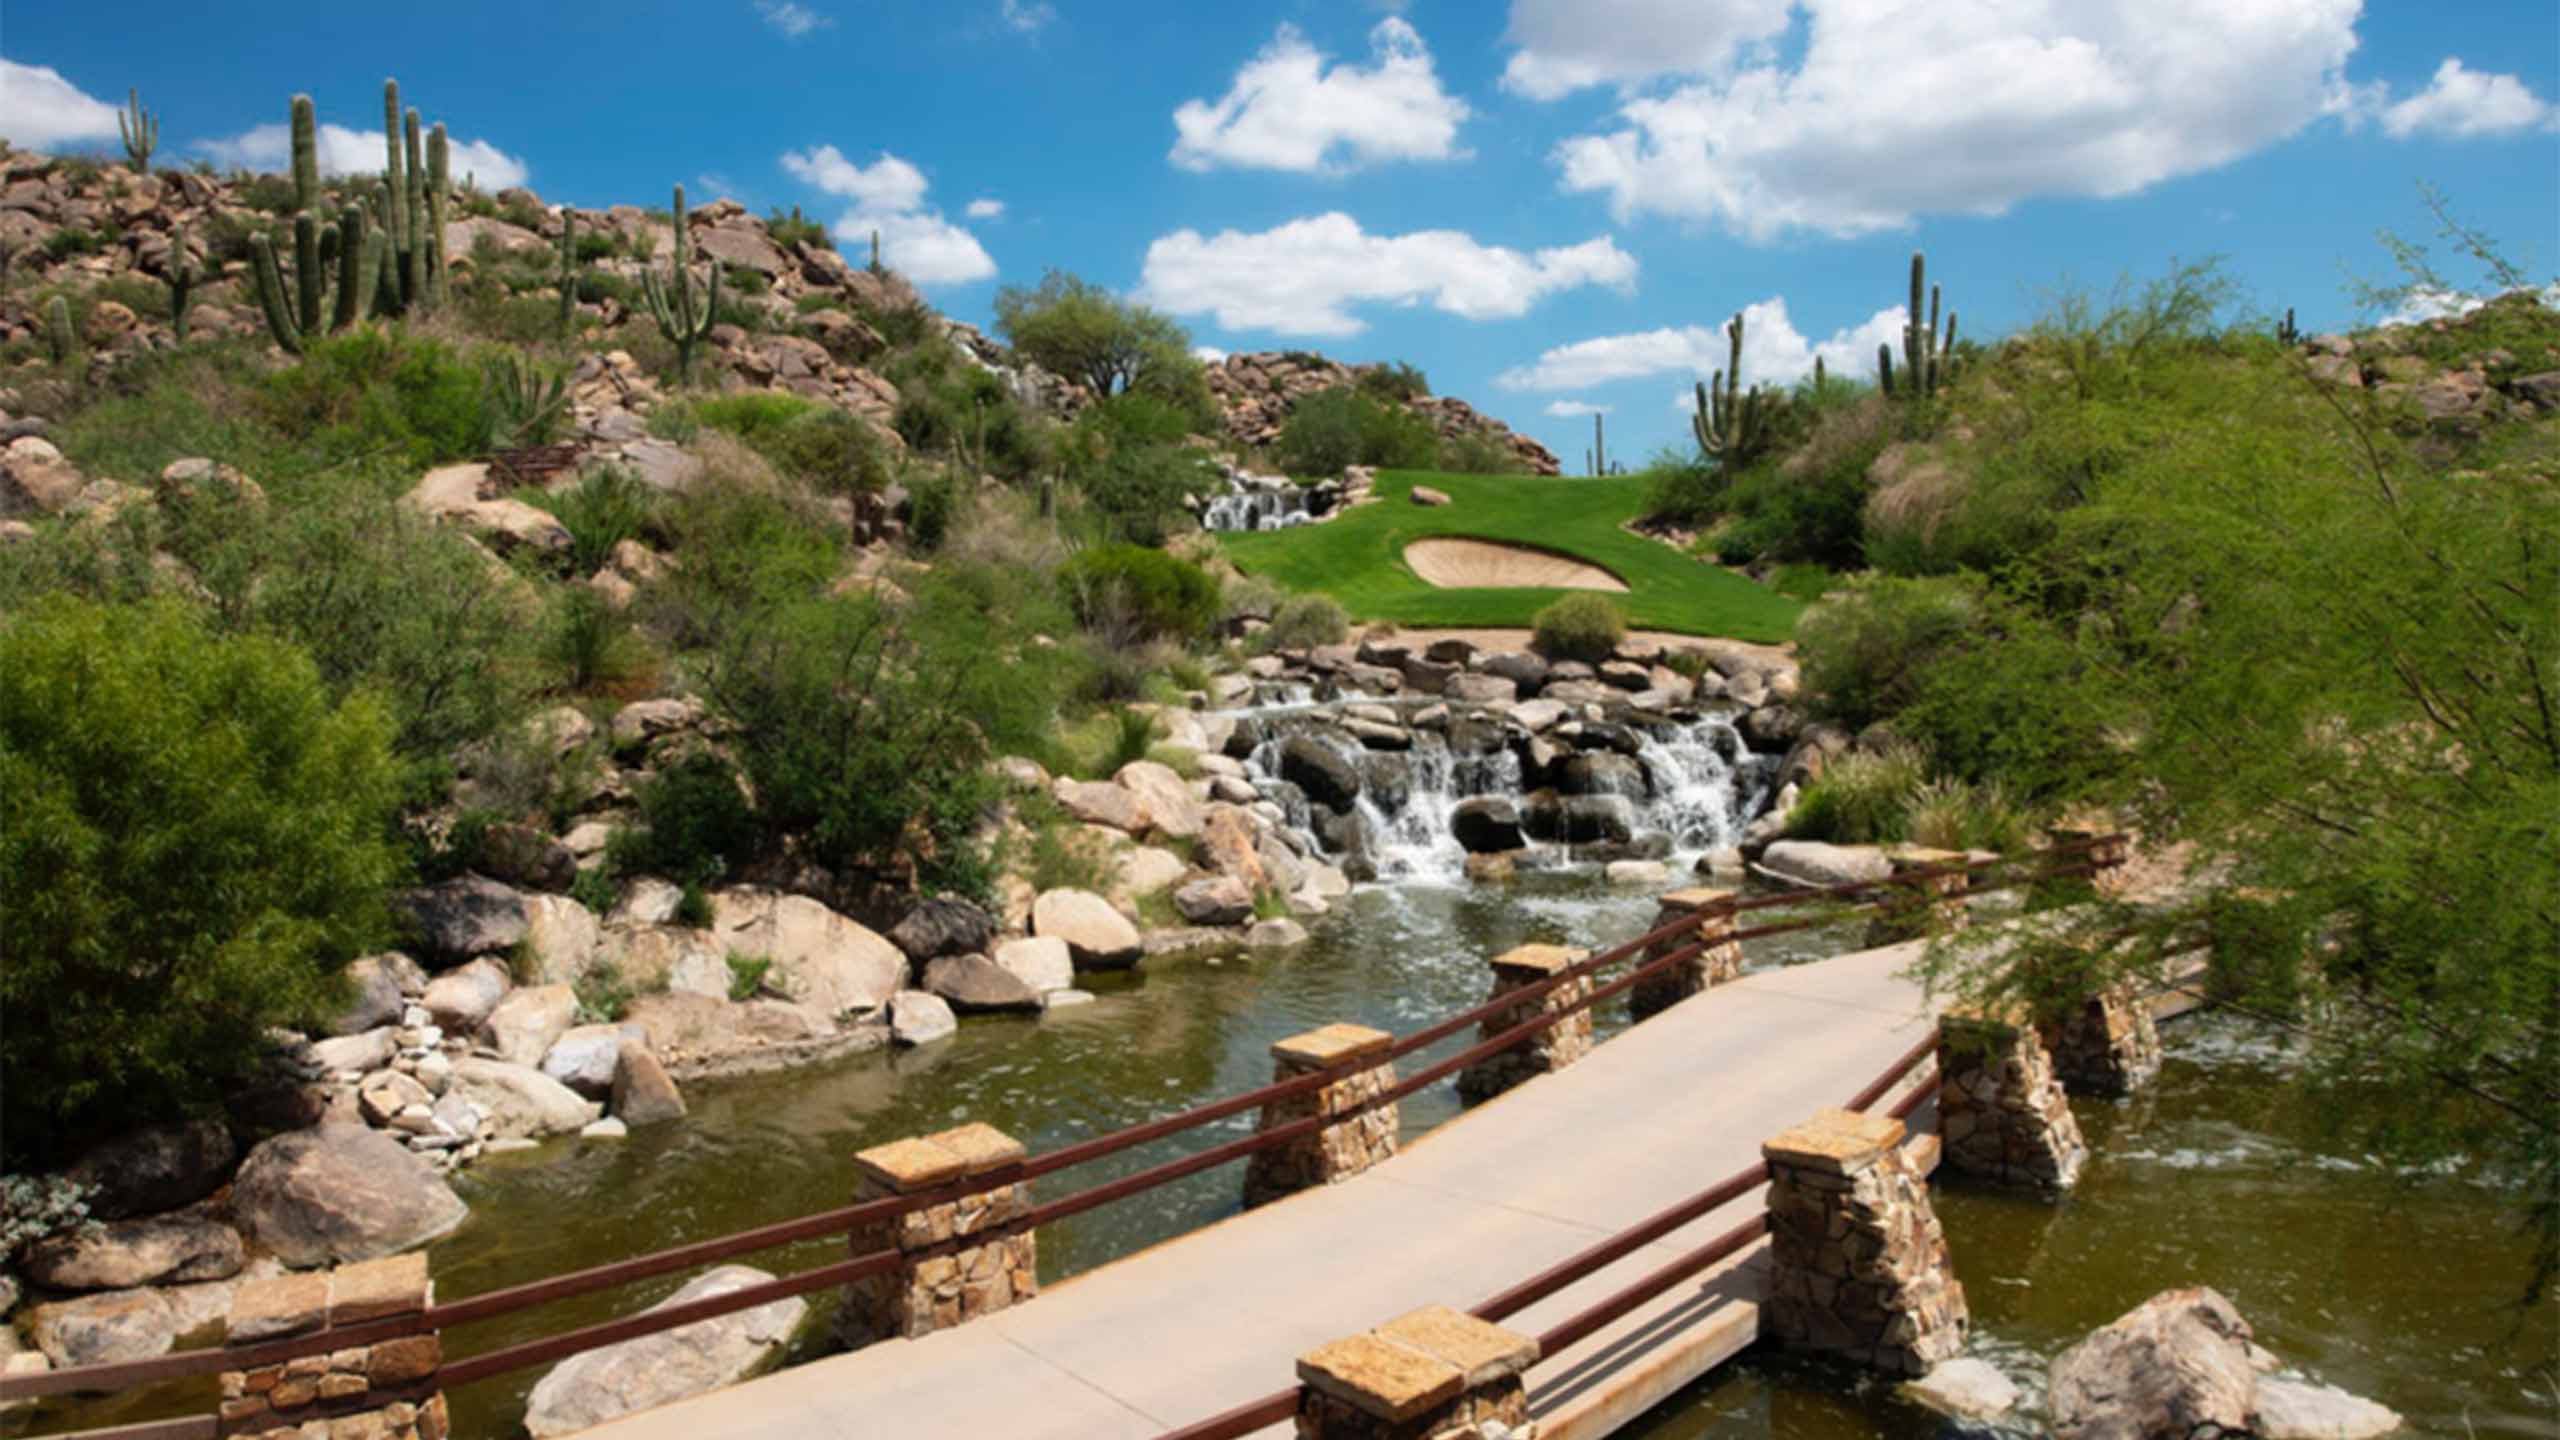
xmin=1402 ymin=538 xmax=1629 ymax=592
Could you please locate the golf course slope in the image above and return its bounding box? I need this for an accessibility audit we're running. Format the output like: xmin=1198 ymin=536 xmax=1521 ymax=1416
xmin=1217 ymin=470 xmax=1802 ymax=643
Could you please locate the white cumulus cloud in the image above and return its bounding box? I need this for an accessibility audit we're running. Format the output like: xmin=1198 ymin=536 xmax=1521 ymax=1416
xmin=1192 ymin=345 xmax=1231 ymax=364
xmin=781 ymin=144 xmax=994 ymax=286
xmin=1137 ymin=213 xmax=1636 ymax=337
xmin=0 ymin=59 xmax=122 ymax=151
xmin=2375 ymin=58 xmax=2559 ymax=139
xmin=1500 ymin=0 xmax=1793 ymax=100
xmin=965 ymin=197 xmax=1005 ymax=219
xmin=754 ymin=1 xmax=832 ymax=39
xmin=1000 ymin=0 xmax=1056 ymax=33
xmin=1544 ymin=400 xmax=1615 ymax=418
xmin=1540 ymin=0 xmax=2365 ymax=240
xmin=1171 ymin=18 xmax=1469 ymax=173
xmin=1500 ymin=298 xmax=1904 ymax=392
xmin=194 ymin=119 xmax=529 ymax=190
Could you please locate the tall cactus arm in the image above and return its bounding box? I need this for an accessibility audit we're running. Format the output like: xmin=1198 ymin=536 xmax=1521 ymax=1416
xmin=381 ymin=81 xmax=407 ymax=261
xmin=118 ymin=88 xmax=158 ymax=171
xmin=168 ymin=223 xmax=197 ymax=343
xmin=1877 ymin=342 xmax=1895 ymax=395
xmin=289 ymin=94 xmax=320 ymax=213
xmin=45 ymin=296 xmax=77 ymax=364
xmin=331 ymin=205 xmax=372 ymax=331
xmin=249 ymin=233 xmax=305 ymax=355
xmin=399 ymin=109 xmax=426 ymax=307
xmin=426 ymin=124 xmax=451 ymax=308
xmin=557 ymin=207 xmax=579 ymax=335
xmin=292 ymin=212 xmax=324 ymax=334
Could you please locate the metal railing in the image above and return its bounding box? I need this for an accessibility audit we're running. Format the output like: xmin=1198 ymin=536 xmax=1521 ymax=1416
xmin=2 ymin=837 xmax=2120 ymax=1438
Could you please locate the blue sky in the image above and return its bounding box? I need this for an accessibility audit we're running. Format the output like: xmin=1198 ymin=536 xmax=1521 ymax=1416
xmin=6 ymin=1 xmax=2556 ymax=463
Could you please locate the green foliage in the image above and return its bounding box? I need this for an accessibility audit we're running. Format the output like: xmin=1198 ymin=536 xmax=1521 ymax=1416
xmin=1793 ymin=574 xmax=1981 ymax=734
xmin=1258 ymin=592 xmax=1350 ymax=652
xmin=483 ymin=352 xmax=570 ymax=450
xmin=611 ymin=750 xmax=761 ymax=888
xmin=255 ymin=329 xmax=493 ymax=468
xmin=1437 ymin=431 xmax=1532 ymax=476
xmin=527 ymin=465 xmax=660 ymax=576
xmin=725 ymin=952 xmax=774 ymax=1001
xmin=1785 ymin=743 xmax=1929 ymax=843
xmin=573 ymin=960 xmax=636 ymax=1024
xmin=1639 ymin=450 xmax=1724 ymax=526
xmin=673 ymin=393 xmax=893 ymax=497
xmin=1901 ymin=776 xmax=2026 ymax=853
xmin=1357 ymin=361 xmax=1429 ymax=403
xmin=0 ymin=599 xmax=403 ymax=1163
xmin=1074 ymin=442 xmax=1215 ymax=547
xmin=675 ymin=883 xmax=713 ymax=928
xmin=1532 ymin=592 xmax=1625 ymax=664
xmin=765 ymin=205 xmax=833 ymax=252
xmin=1061 ymin=544 xmax=1221 ymax=643
xmin=1274 ymin=386 xmax=1440 ymax=478
xmin=642 ymin=477 xmax=840 ymax=650
xmin=568 ymin=866 xmax=619 ymax=918
xmin=906 ymin=469 xmax=956 ymax=551
xmin=543 ymin=587 xmax=658 ymax=698
xmin=43 ymin=226 xmax=107 ymax=261
xmin=44 ymin=294 xmax=76 ymax=364
xmin=993 ymin=269 xmax=1193 ymax=402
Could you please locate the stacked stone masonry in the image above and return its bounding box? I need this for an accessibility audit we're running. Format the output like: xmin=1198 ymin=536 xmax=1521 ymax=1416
xmin=1936 ymin=1012 xmax=2089 ymax=1192
xmin=1244 ymin=1024 xmax=1401 ymax=1209
xmin=1629 ymin=889 xmax=1742 ymax=1022
xmin=838 ymin=1123 xmax=1038 ymax=1347
xmin=2044 ymin=987 xmax=2163 ymax=1098
xmin=1761 ymin=1107 xmax=1968 ymax=1378
xmin=218 ymin=1253 xmax=447 ymax=1440
xmin=1457 ymin=945 xmax=1593 ymax=1105
xmin=1294 ymin=1305 xmax=1540 ymax=1440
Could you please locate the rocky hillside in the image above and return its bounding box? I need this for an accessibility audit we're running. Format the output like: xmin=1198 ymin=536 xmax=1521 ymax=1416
xmin=1206 ymin=350 xmax=1562 ymax=474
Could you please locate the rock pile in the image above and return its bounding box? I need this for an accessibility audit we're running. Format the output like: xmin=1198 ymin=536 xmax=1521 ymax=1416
xmin=1204 ymin=352 xmax=1561 ymax=475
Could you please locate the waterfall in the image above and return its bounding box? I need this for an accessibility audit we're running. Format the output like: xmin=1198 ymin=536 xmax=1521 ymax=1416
xmin=1198 ymin=471 xmax=1338 ymax=533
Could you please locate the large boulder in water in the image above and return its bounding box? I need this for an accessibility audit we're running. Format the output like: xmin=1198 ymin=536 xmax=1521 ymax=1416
xmin=522 ymin=1265 xmax=804 ymax=1437
xmin=1279 ymin=734 xmax=1362 ymax=811
xmin=231 ymin=1126 xmax=468 ymax=1267
xmin=1032 ymin=888 xmax=1142 ymax=969
xmin=888 ymin=895 xmax=996 ymax=964
xmin=1451 ymin=797 xmax=1524 ymax=853
xmin=1558 ymin=794 xmax=1637 ymax=844
xmin=22 ymin=1216 xmax=245 ymax=1292
xmin=67 ymin=1118 xmax=236 ymax=1219
xmin=451 ymin=1057 xmax=603 ymax=1139
xmin=923 ymin=953 xmax=1046 ymax=1012
xmin=2049 ymin=1287 xmax=2259 ymax=1440
xmin=710 ymin=888 xmax=908 ymax=1021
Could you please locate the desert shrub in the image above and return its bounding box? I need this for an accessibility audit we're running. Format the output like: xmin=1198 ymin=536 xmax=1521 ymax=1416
xmin=1275 ymin=386 xmax=1439 ymax=477
xmin=609 ymin=749 xmax=761 ymax=888
xmin=643 ymin=476 xmax=839 ymax=649
xmin=529 ymin=465 xmax=658 ymax=576
xmin=572 ymin=960 xmax=636 ymax=1024
xmin=1902 ymin=776 xmax=2028 ymax=853
xmin=1357 ymin=361 xmax=1429 ymax=403
xmin=755 ymin=407 xmax=892 ymax=497
xmin=255 ymin=329 xmax=492 ymax=467
xmin=906 ymin=469 xmax=956 ymax=552
xmin=725 ymin=952 xmax=774 ymax=1001
xmin=0 ymin=599 xmax=403 ymax=1164
xmin=1785 ymin=742 xmax=1929 ymax=843
xmin=544 ymin=587 xmax=659 ymax=698
xmin=1 ymin=1174 xmax=100 ymax=1259
xmin=1791 ymin=574 xmax=1982 ymax=733
xmin=1222 ymin=575 xmax=1284 ymax=626
xmin=1257 ymin=592 xmax=1349 ymax=652
xmin=1641 ymin=450 xmax=1724 ymax=526
xmin=1531 ymin=593 xmax=1626 ymax=663
xmin=679 ymin=391 xmax=818 ymax=441
xmin=1075 ymin=442 xmax=1213 ymax=547
xmin=1437 ymin=431 xmax=1531 ymax=476
xmin=1061 ymin=544 xmax=1220 ymax=643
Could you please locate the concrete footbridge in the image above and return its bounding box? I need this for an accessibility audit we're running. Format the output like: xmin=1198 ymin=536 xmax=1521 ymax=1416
xmin=8 ymin=837 xmax=2168 ymax=1440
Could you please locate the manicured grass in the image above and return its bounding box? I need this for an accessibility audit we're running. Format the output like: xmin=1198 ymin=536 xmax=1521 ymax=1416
xmin=1217 ymin=470 xmax=1804 ymax=643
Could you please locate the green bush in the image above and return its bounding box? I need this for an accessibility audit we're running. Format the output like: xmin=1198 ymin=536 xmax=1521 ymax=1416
xmin=906 ymin=469 xmax=956 ymax=552
xmin=1785 ymin=742 xmax=1929 ymax=843
xmin=609 ymin=749 xmax=761 ymax=888
xmin=0 ymin=599 xmax=403 ymax=1163
xmin=1061 ymin=544 xmax=1221 ymax=643
xmin=1357 ymin=361 xmax=1429 ymax=404
xmin=1641 ymin=451 xmax=1725 ymax=526
xmin=544 ymin=587 xmax=659 ymax=698
xmin=255 ymin=330 xmax=493 ymax=468
xmin=529 ymin=465 xmax=659 ymax=576
xmin=1075 ymin=442 xmax=1214 ymax=547
xmin=1275 ymin=386 xmax=1440 ymax=477
xmin=756 ymin=407 xmax=892 ymax=497
xmin=572 ymin=960 xmax=636 ymax=1024
xmin=725 ymin=952 xmax=774 ymax=1001
xmin=1257 ymin=592 xmax=1349 ymax=651
xmin=1437 ymin=431 xmax=1531 ymax=476
xmin=1532 ymin=593 xmax=1626 ymax=663
xmin=643 ymin=478 xmax=840 ymax=650
xmin=1792 ymin=574 xmax=1982 ymax=733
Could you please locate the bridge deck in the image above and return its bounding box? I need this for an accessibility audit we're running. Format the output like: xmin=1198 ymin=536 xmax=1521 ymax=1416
xmin=574 ymin=937 xmax=1944 ymax=1440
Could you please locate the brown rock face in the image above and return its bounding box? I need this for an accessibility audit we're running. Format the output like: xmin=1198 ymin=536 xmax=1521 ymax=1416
xmin=2049 ymin=1287 xmax=2259 ymax=1440
xmin=1203 ymin=352 xmax=1561 ymax=475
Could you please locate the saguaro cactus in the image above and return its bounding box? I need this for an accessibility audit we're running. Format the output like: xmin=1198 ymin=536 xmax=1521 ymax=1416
xmin=167 ymin=223 xmax=198 ymax=343
xmin=289 ymin=94 xmax=320 ymax=213
xmin=1693 ymin=310 xmax=1772 ymax=466
xmin=1591 ymin=411 xmax=1607 ymax=477
xmin=644 ymin=183 xmax=722 ymax=384
xmin=557 ymin=207 xmax=579 ymax=336
xmin=251 ymin=204 xmax=380 ymax=355
xmin=372 ymin=80 xmax=448 ymax=316
xmin=44 ymin=296 xmax=76 ymax=365
xmin=1879 ymin=251 xmax=1957 ymax=399
xmin=118 ymin=88 xmax=158 ymax=172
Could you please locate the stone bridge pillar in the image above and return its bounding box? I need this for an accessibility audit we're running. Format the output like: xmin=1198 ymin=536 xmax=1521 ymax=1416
xmin=218 ymin=1253 xmax=445 ymax=1439
xmin=2044 ymin=987 xmax=2163 ymax=1098
xmin=839 ymin=1122 xmax=1037 ymax=1348
xmin=1761 ymin=1107 xmax=1967 ymax=1378
xmin=1629 ymin=888 xmax=1741 ymax=1022
xmin=1294 ymin=1304 xmax=1540 ymax=1439
xmin=1937 ymin=1011 xmax=2088 ymax=1193
xmin=1244 ymin=1023 xmax=1400 ymax=1210
xmin=1457 ymin=944 xmax=1592 ymax=1105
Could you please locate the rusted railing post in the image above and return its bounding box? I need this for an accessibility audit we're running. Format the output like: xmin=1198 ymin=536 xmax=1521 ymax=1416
xmin=838 ymin=1123 xmax=1037 ymax=1348
xmin=1457 ymin=944 xmax=1592 ymax=1105
xmin=1629 ymin=888 xmax=1740 ymax=1021
xmin=219 ymin=1254 xmax=445 ymax=1439
xmin=1761 ymin=1107 xmax=1967 ymax=1377
xmin=1243 ymin=1023 xmax=1400 ymax=1210
xmin=1294 ymin=1304 xmax=1540 ymax=1439
xmin=1936 ymin=1010 xmax=2088 ymax=1193
xmin=2046 ymin=820 xmax=2131 ymax=898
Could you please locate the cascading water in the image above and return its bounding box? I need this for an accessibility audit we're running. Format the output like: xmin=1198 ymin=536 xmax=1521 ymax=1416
xmin=1198 ymin=471 xmax=1339 ymax=532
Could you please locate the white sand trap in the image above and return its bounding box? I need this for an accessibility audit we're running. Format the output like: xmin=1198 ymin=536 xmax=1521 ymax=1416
xmin=1403 ymin=537 xmax=1629 ymax=592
